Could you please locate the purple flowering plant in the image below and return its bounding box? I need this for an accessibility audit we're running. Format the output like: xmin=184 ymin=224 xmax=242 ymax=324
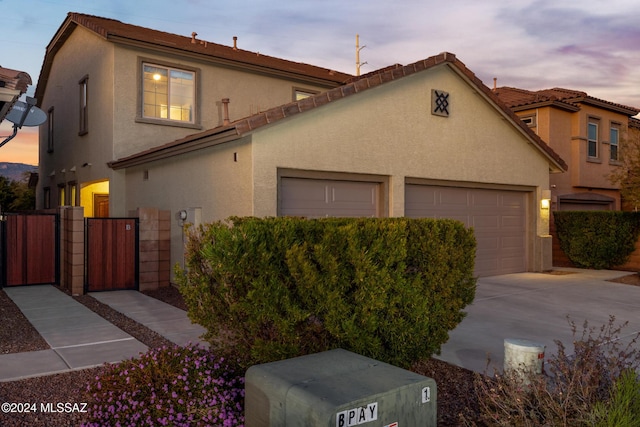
xmin=82 ymin=343 xmax=244 ymax=426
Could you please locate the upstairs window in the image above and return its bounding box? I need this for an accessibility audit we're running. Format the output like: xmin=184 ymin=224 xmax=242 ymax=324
xmin=610 ymin=125 xmax=620 ymax=161
xmin=79 ymin=75 xmax=88 ymax=135
xmin=143 ymin=64 xmax=195 ymax=123
xmin=588 ymin=121 xmax=599 ymax=158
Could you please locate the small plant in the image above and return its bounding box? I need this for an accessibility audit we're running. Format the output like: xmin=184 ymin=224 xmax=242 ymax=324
xmin=82 ymin=344 xmax=245 ymax=427
xmin=469 ymin=316 xmax=640 ymax=426
xmin=590 ymin=369 xmax=640 ymax=427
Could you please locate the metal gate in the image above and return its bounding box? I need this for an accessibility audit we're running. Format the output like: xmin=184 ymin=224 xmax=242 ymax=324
xmin=0 ymin=213 xmax=59 ymax=287
xmin=85 ymin=218 xmax=139 ymax=292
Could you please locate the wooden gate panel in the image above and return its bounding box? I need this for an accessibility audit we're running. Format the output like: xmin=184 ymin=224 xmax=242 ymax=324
xmin=86 ymin=218 xmax=138 ymax=292
xmin=2 ymin=214 xmax=58 ymax=286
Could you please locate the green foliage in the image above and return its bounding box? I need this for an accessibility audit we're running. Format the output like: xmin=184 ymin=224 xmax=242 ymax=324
xmin=554 ymin=211 xmax=640 ymax=269
xmin=177 ymin=217 xmax=477 ymax=369
xmin=591 ymin=369 xmax=640 ymax=427
xmin=0 ymin=174 xmax=35 ymax=211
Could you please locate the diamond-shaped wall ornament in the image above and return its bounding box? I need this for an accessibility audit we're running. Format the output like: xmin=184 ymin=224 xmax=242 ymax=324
xmin=431 ymin=89 xmax=450 ymax=117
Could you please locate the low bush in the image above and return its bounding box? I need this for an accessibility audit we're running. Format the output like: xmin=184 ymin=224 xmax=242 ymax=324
xmin=469 ymin=316 xmax=640 ymax=426
xmin=591 ymin=369 xmax=640 ymax=427
xmin=177 ymin=216 xmax=476 ymax=369
xmin=82 ymin=344 xmax=244 ymax=427
xmin=554 ymin=211 xmax=640 ymax=269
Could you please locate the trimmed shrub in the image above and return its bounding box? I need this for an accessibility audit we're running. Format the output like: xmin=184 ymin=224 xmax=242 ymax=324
xmin=177 ymin=217 xmax=476 ymax=369
xmin=82 ymin=344 xmax=244 ymax=426
xmin=554 ymin=211 xmax=640 ymax=269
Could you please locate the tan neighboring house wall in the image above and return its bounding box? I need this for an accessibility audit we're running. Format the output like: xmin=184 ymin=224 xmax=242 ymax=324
xmin=35 ymin=12 xmax=351 ymax=216
xmin=110 ymin=53 xmax=567 ymax=277
xmin=494 ymin=87 xmax=640 ymax=211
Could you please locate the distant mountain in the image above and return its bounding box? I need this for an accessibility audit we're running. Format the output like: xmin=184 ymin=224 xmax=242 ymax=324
xmin=0 ymin=162 xmax=37 ymax=182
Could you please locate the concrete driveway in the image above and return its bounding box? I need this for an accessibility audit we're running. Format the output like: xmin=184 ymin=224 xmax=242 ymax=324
xmin=437 ymin=268 xmax=640 ymax=374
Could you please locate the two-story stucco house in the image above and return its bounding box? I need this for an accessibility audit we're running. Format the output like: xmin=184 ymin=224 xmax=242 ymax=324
xmin=109 ymin=52 xmax=567 ymax=277
xmin=494 ymin=86 xmax=640 ymax=211
xmin=34 ymin=12 xmax=351 ymax=216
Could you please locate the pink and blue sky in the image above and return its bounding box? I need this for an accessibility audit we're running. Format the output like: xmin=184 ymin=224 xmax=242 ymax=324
xmin=2 ymin=0 xmax=639 ymax=165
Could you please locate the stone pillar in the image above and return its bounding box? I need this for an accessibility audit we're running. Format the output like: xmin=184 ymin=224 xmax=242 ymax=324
xmin=137 ymin=207 xmax=171 ymax=291
xmin=59 ymin=206 xmax=85 ymax=295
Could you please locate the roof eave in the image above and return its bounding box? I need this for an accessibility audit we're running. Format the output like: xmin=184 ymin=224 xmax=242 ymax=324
xmin=108 ymin=127 xmax=240 ymax=170
xmin=446 ymin=63 xmax=568 ymax=174
xmin=107 ymin=34 xmax=347 ymax=88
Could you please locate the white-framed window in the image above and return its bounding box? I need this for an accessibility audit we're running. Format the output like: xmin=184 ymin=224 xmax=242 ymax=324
xmin=588 ymin=121 xmax=599 ymax=158
xmin=610 ymin=125 xmax=620 ymax=161
xmin=79 ymin=75 xmax=88 ymax=135
xmin=521 ymin=115 xmax=536 ymax=127
xmin=142 ymin=63 xmax=195 ymax=123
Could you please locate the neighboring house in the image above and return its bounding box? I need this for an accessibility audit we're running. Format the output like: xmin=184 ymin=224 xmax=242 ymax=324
xmin=109 ymin=52 xmax=567 ymax=277
xmin=34 ymin=12 xmax=351 ymax=216
xmin=0 ymin=66 xmax=32 ymax=124
xmin=493 ymin=86 xmax=640 ymax=211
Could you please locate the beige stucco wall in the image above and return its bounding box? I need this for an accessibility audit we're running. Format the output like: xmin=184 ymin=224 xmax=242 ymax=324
xmin=250 ymin=65 xmax=553 ymax=271
xmin=37 ymin=27 xmax=115 ymax=208
xmin=121 ymin=62 xmax=555 ymax=274
xmin=123 ymin=138 xmax=253 ymax=272
xmin=111 ymin=45 xmax=337 ymax=160
xmin=251 ymin=65 xmax=550 ymax=213
xmin=38 ymin=23 xmax=342 ymax=213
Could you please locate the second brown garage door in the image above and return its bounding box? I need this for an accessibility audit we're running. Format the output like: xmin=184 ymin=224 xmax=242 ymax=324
xmin=405 ymin=184 xmax=528 ymax=277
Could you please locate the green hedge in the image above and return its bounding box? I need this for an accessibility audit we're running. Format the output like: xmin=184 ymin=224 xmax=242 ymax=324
xmin=554 ymin=211 xmax=640 ymax=269
xmin=176 ymin=217 xmax=477 ymax=369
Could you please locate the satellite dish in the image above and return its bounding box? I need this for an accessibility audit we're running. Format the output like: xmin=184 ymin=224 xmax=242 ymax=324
xmin=5 ymin=99 xmax=47 ymax=127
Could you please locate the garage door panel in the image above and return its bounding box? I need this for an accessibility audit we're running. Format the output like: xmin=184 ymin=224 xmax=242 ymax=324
xmin=471 ymin=215 xmax=500 ymax=229
xmin=472 ymin=192 xmax=500 ymax=207
xmin=281 ymin=178 xmax=379 ymax=218
xmin=439 ymin=190 xmax=469 ymax=206
xmin=406 ymin=184 xmax=527 ymax=276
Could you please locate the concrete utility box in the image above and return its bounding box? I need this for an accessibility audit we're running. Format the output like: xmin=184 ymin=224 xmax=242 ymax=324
xmin=245 ymin=348 xmax=437 ymax=427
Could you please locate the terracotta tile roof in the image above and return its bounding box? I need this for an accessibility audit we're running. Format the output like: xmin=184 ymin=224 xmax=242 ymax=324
xmin=630 ymin=117 xmax=640 ymax=129
xmin=494 ymin=86 xmax=639 ymax=116
xmin=110 ymin=52 xmax=567 ymax=173
xmin=35 ymin=12 xmax=352 ymax=103
xmin=0 ymin=67 xmax=32 ymax=92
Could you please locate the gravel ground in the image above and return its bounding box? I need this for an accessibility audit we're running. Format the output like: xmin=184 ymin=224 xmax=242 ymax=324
xmin=0 ymin=285 xmax=482 ymax=426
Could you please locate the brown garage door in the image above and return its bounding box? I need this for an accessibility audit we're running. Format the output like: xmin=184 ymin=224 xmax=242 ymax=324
xmin=405 ymin=184 xmax=527 ymax=277
xmin=280 ymin=177 xmax=380 ymax=218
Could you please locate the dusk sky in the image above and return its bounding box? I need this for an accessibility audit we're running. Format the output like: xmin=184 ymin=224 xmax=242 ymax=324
xmin=2 ymin=0 xmax=639 ymax=166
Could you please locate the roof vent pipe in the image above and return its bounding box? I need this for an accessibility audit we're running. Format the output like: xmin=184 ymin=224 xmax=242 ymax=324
xmin=233 ymin=36 xmax=238 ymax=50
xmin=493 ymin=77 xmax=497 ymax=91
xmin=222 ymin=98 xmax=230 ymax=125
xmin=191 ymin=32 xmax=197 ymax=44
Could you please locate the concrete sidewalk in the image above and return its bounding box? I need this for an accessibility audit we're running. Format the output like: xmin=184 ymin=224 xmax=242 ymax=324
xmin=0 ymin=285 xmax=206 ymax=382
xmin=90 ymin=290 xmax=206 ymax=347
xmin=437 ymin=268 xmax=640 ymax=374
xmin=0 ymin=285 xmax=148 ymax=382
